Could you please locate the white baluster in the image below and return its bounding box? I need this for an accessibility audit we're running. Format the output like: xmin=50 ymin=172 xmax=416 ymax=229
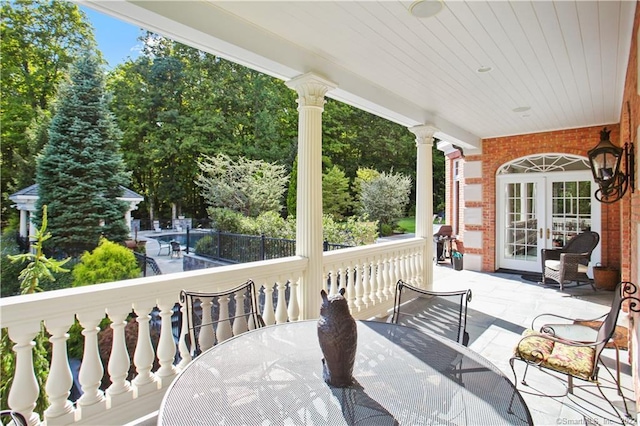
xmin=44 ymin=317 xmax=75 ymax=425
xmin=275 ymin=278 xmax=288 ymax=324
xmin=232 ymin=290 xmax=248 ymax=334
xmin=105 ymin=309 xmax=133 ymax=406
xmin=287 ymin=279 xmax=300 ymax=322
xmin=329 ymin=266 xmax=340 ymax=296
xmin=131 ymin=303 xmax=160 ymax=395
xmin=155 ymin=301 xmax=177 ymax=387
xmin=346 ymin=264 xmax=357 ymax=311
xmin=216 ymin=294 xmax=233 ymax=342
xmin=249 ymin=284 xmax=262 ymax=330
xmin=380 ymin=257 xmax=390 ymax=300
xmin=371 ymin=255 xmax=383 ymax=303
xmin=353 ymin=263 xmax=364 ymax=309
xmin=7 ymin=323 xmax=40 ymax=426
xmin=390 ymin=251 xmax=400 ymax=287
xmin=199 ymin=297 xmax=215 ymax=351
xmin=76 ymin=312 xmax=106 ymax=418
xmin=399 ymin=250 xmax=407 ymax=283
xmin=361 ymin=259 xmax=372 ymax=306
xmin=416 ymin=246 xmax=425 ymax=286
xmin=262 ymin=283 xmax=275 ymax=325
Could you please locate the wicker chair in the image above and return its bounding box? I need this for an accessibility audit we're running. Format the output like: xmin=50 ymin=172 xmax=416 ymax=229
xmin=541 ymin=231 xmax=599 ymax=291
xmin=510 ymin=281 xmax=639 ymax=424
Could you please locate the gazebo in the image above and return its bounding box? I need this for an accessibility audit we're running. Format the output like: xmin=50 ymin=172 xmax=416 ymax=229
xmin=9 ymin=183 xmax=144 ymax=238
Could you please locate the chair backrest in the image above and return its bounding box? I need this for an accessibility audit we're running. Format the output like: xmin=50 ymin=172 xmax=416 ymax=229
xmin=0 ymin=410 xmax=27 ymax=426
xmin=392 ymin=280 xmax=472 ymax=346
xmin=170 ymin=241 xmax=181 ymax=251
xmin=563 ymin=231 xmax=599 ymax=260
xmin=594 ymin=281 xmax=639 ymax=358
xmin=180 ymin=280 xmax=265 ymax=357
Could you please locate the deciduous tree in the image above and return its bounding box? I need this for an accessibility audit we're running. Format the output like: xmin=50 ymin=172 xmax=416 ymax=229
xmin=358 ymin=171 xmax=412 ymax=230
xmin=196 ymin=154 xmax=288 ymax=218
xmin=1 ymin=0 xmax=96 ymax=222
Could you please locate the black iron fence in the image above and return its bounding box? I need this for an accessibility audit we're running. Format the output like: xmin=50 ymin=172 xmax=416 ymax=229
xmin=189 ymin=229 xmax=351 ymax=264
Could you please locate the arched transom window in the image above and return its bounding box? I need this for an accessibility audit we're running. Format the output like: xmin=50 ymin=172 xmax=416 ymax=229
xmin=497 ymin=154 xmax=590 ymax=175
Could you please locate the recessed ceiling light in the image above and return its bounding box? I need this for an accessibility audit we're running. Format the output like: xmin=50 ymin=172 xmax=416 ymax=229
xmin=512 ymin=106 xmax=531 ymax=113
xmin=409 ymin=0 xmax=444 ymax=18
xmin=476 ymin=66 xmax=493 ymax=73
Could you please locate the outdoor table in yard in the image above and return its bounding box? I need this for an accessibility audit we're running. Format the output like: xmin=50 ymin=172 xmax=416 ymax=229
xmin=158 ymin=321 xmax=532 ymax=425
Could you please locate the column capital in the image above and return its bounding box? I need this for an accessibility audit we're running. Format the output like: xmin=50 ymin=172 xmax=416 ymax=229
xmin=286 ymin=73 xmax=337 ymax=108
xmin=409 ymin=125 xmax=439 ymax=145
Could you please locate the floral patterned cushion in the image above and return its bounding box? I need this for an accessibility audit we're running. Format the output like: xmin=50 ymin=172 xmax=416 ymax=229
xmin=515 ymin=329 xmax=596 ymax=381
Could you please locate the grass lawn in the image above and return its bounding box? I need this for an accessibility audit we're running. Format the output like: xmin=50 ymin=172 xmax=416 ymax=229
xmin=396 ymin=217 xmax=415 ymax=233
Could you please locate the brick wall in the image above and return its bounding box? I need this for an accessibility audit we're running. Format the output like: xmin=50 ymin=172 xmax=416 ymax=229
xmin=477 ymin=125 xmax=622 ymax=272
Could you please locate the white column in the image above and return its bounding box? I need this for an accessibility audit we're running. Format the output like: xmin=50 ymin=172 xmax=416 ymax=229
xmin=410 ymin=125 xmax=438 ymax=290
xmin=124 ymin=207 xmax=133 ymax=234
xmin=19 ymin=209 xmax=28 ymax=238
xmin=28 ymin=211 xmax=36 ymax=240
xmin=286 ymin=73 xmax=336 ymax=320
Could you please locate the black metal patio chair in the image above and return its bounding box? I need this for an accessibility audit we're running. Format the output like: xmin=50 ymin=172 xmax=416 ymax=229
xmin=510 ymin=281 xmax=639 ymax=423
xmin=180 ymin=280 xmax=265 ymax=358
xmin=391 ymin=280 xmax=472 ymax=346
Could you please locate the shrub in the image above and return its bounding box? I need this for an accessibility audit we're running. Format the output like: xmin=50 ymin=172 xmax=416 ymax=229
xmin=72 ymin=238 xmax=140 ymax=286
xmin=207 ymin=207 xmax=244 ymax=233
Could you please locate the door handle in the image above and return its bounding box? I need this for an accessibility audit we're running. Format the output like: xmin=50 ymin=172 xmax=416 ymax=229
xmin=539 ymin=228 xmax=543 ymax=239
xmin=547 ymin=229 xmax=551 ymax=239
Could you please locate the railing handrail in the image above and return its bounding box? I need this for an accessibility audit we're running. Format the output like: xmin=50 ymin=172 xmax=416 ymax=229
xmin=0 ymin=256 xmax=308 ymax=329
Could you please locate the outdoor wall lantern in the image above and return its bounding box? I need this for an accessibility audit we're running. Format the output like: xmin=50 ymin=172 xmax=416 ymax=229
xmin=587 ymin=127 xmax=635 ymax=203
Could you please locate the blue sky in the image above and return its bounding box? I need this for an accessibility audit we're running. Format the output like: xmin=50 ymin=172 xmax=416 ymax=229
xmin=80 ymin=6 xmax=142 ymax=69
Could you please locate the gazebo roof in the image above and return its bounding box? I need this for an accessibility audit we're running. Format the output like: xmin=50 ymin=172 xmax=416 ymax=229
xmin=9 ymin=184 xmax=143 ymax=210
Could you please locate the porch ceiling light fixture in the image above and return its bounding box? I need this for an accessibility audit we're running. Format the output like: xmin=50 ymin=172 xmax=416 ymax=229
xmin=587 ymin=127 xmax=635 ymax=203
xmin=409 ymin=0 xmax=444 ymax=18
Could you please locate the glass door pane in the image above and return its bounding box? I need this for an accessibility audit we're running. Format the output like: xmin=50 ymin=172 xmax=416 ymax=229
xmin=550 ymin=180 xmax=593 ymax=247
xmin=503 ymin=182 xmax=539 ymax=264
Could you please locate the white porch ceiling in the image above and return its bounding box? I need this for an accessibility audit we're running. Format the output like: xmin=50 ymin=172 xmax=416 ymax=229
xmin=84 ymin=0 xmax=636 ymax=151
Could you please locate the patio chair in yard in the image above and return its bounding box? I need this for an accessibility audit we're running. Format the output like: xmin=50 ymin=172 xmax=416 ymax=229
xmin=180 ymin=280 xmax=265 ymax=358
xmin=391 ymin=280 xmax=472 ymax=346
xmin=510 ymin=281 xmax=639 ymax=423
xmin=170 ymin=241 xmax=183 ymax=258
xmin=541 ymin=230 xmax=600 ymax=291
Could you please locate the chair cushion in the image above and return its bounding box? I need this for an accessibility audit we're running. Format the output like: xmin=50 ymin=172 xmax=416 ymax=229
xmin=515 ymin=329 xmax=596 ymax=381
xmin=544 ymin=260 xmax=588 ymax=273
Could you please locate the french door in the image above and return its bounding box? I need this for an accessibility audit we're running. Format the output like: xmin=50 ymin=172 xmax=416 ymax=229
xmin=497 ymin=171 xmax=600 ymax=273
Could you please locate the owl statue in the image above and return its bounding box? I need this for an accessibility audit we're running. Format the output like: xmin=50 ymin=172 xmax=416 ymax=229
xmin=317 ymin=288 xmax=358 ymax=387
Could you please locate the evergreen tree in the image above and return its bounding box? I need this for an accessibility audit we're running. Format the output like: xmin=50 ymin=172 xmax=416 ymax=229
xmin=35 ymin=55 xmax=130 ymax=256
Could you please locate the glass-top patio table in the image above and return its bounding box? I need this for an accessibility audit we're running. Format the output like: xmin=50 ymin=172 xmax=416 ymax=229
xmin=158 ymin=321 xmax=532 ymax=425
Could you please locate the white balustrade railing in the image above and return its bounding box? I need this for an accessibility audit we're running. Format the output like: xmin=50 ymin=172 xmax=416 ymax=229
xmin=323 ymin=238 xmax=425 ymax=320
xmin=0 ymin=238 xmax=426 ymax=425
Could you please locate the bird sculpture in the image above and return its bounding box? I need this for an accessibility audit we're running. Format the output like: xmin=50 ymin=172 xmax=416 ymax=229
xmin=317 ymin=288 xmax=358 ymax=387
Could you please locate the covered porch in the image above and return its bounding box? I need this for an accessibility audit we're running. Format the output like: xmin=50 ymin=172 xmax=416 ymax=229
xmin=2 ymin=1 xmax=638 ymax=424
